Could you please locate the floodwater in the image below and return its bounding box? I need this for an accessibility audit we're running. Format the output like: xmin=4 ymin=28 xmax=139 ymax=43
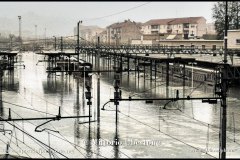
xmin=0 ymin=51 xmax=240 ymax=158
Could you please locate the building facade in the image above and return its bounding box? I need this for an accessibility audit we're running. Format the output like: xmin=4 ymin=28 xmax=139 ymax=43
xmin=131 ymin=39 xmax=223 ymax=49
xmin=106 ymin=19 xmax=142 ymax=45
xmin=157 ymin=39 xmax=223 ymax=50
xmin=74 ymin=25 xmax=105 ymax=43
xmin=141 ymin=17 xmax=207 ymax=39
xmin=98 ymin=30 xmax=107 ymax=44
xmin=227 ymin=30 xmax=240 ymax=49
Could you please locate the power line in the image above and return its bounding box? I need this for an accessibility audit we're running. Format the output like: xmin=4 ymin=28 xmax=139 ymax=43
xmin=4 ymin=133 xmax=46 ymax=158
xmin=108 ymin=105 xmax=217 ymax=158
xmin=0 ymin=99 xmax=55 ymax=116
xmin=0 ymin=138 xmax=24 ymax=158
xmin=9 ymin=109 xmax=88 ymax=158
xmin=11 ymin=87 xmax=107 ymax=158
xmin=2 ymin=133 xmax=32 ymax=158
xmin=82 ymin=2 xmax=151 ymax=22
xmin=0 ymin=117 xmax=69 ymax=158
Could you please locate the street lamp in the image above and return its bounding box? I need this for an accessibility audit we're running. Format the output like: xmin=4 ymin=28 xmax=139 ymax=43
xmin=77 ymin=20 xmax=82 ymax=52
xmin=53 ymin=36 xmax=56 ymax=51
xmin=18 ymin=16 xmax=21 ymax=41
xmin=44 ymin=28 xmax=47 ymax=48
xmin=18 ymin=16 xmax=22 ymax=51
xmin=35 ymin=25 xmax=37 ymax=41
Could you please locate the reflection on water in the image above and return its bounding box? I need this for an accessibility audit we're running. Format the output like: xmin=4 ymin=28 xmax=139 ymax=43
xmin=0 ymin=52 xmax=240 ymax=158
xmin=85 ymin=125 xmax=92 ymax=158
xmin=1 ymin=70 xmax=19 ymax=92
xmin=113 ymin=118 xmax=120 ymax=158
xmin=0 ymin=77 xmax=3 ymax=117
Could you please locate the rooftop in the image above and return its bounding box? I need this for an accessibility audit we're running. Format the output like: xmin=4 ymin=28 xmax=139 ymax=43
xmin=107 ymin=19 xmax=141 ymax=29
xmin=144 ymin=17 xmax=205 ymax=25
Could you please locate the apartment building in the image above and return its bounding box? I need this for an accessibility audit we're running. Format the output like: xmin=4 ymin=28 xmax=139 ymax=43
xmin=98 ymin=30 xmax=107 ymax=44
xmin=141 ymin=17 xmax=207 ymax=39
xmin=106 ymin=19 xmax=142 ymax=45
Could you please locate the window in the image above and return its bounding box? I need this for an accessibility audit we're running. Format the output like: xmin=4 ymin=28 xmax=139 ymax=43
xmin=151 ymin=31 xmax=158 ymax=34
xmin=202 ymin=45 xmax=205 ymax=49
xmin=183 ymin=23 xmax=189 ymax=28
xmin=212 ymin=45 xmax=216 ymax=50
xmin=151 ymin=25 xmax=159 ymax=29
xmin=236 ymin=39 xmax=240 ymax=44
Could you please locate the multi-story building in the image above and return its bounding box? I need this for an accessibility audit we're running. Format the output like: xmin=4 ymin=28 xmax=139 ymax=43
xmin=74 ymin=25 xmax=105 ymax=43
xmin=90 ymin=30 xmax=107 ymax=44
xmin=106 ymin=19 xmax=142 ymax=45
xmin=98 ymin=30 xmax=107 ymax=44
xmin=141 ymin=17 xmax=207 ymax=39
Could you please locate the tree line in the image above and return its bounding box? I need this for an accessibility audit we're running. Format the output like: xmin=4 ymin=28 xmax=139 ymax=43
xmin=212 ymin=1 xmax=240 ymax=39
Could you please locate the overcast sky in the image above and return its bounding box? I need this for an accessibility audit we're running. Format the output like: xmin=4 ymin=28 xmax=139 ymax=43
xmin=0 ymin=1 xmax=216 ymax=36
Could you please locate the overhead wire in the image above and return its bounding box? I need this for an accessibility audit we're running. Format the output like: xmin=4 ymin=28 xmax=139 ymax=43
xmin=15 ymin=73 xmax=130 ymax=158
xmin=2 ymin=133 xmax=32 ymax=158
xmin=3 ymin=38 xmax=233 ymax=158
xmin=0 ymin=137 xmax=24 ymax=158
xmin=6 ymin=92 xmax=106 ymax=158
xmin=16 ymin=87 xmax=124 ymax=158
xmin=0 ymin=117 xmax=69 ymax=158
xmin=0 ymin=99 xmax=56 ymax=116
xmin=5 ymin=115 xmax=59 ymax=158
xmin=106 ymin=104 xmax=217 ymax=158
xmin=4 ymin=132 xmax=46 ymax=158
xmin=81 ymin=2 xmax=151 ymax=22
xmin=175 ymin=101 xmax=240 ymax=146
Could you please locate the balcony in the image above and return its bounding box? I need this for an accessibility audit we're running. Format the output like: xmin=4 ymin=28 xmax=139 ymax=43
xmin=151 ymin=25 xmax=159 ymax=30
xmin=151 ymin=28 xmax=159 ymax=31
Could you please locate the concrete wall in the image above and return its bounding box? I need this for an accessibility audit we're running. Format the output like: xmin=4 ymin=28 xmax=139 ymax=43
xmin=131 ymin=39 xmax=153 ymax=45
xmin=121 ymin=24 xmax=142 ymax=44
xmin=158 ymin=40 xmax=223 ymax=49
xmin=196 ymin=18 xmax=207 ymax=37
xmin=228 ymin=30 xmax=240 ymax=49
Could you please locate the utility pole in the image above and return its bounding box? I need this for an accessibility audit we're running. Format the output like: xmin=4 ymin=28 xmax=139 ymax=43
xmin=53 ymin=36 xmax=56 ymax=51
xmin=35 ymin=25 xmax=37 ymax=41
xmin=18 ymin=16 xmax=22 ymax=50
xmin=9 ymin=34 xmax=14 ymax=50
xmin=237 ymin=2 xmax=239 ymax=29
xmin=34 ymin=25 xmax=38 ymax=50
xmin=97 ymin=36 xmax=100 ymax=122
xmin=44 ymin=28 xmax=47 ymax=48
xmin=61 ymin=36 xmax=63 ymax=52
xmin=77 ymin=20 xmax=82 ymax=62
xmin=220 ymin=1 xmax=228 ymax=159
